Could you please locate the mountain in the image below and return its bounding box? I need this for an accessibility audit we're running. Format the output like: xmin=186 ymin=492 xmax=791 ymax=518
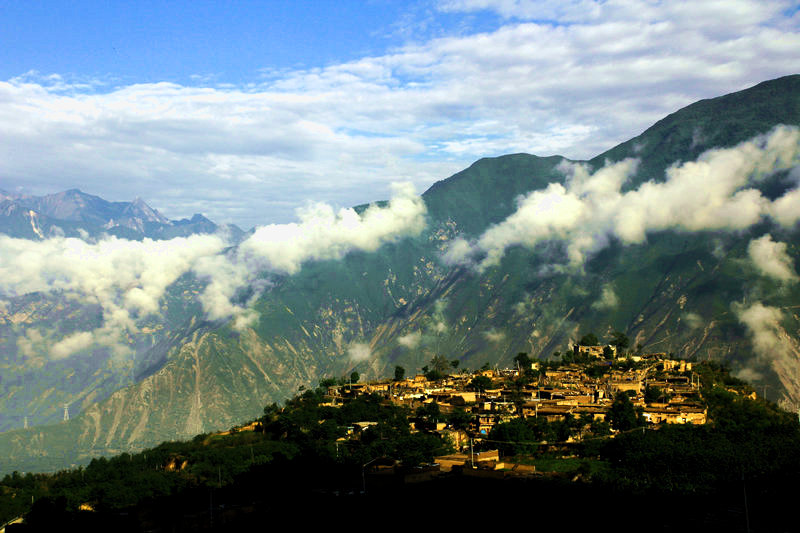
xmin=0 ymin=191 xmax=242 ymax=437
xmin=0 ymin=189 xmax=242 ymax=240
xmin=1 ymin=75 xmax=799 ymax=474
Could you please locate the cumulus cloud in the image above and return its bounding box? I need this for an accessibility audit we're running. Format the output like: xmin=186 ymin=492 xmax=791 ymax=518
xmin=734 ymin=301 xmax=798 ymax=383
xmin=682 ymin=312 xmax=704 ymax=330
xmin=483 ymin=329 xmax=506 ymax=343
xmin=0 ymin=233 xmax=228 ymax=357
xmin=398 ymin=331 xmax=423 ymax=348
xmin=592 ymin=284 xmax=619 ymax=310
xmin=0 ymin=183 xmax=426 ymax=355
xmin=447 ymin=126 xmax=800 ymax=270
xmin=196 ymin=182 xmax=427 ymax=326
xmin=747 ymin=234 xmax=798 ymax=283
xmin=2 ymin=0 xmax=798 ymax=228
xmin=50 ymin=331 xmax=95 ymax=360
xmin=347 ymin=342 xmax=372 ymax=362
xmin=237 ymin=182 xmax=425 ymax=275
xmin=17 ymin=328 xmax=45 ymax=358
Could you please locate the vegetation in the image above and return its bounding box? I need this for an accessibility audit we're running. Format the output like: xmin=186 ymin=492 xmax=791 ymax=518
xmin=596 ymin=386 xmax=800 ymax=494
xmin=0 ymin=386 xmax=452 ymax=527
xmin=1 ymin=361 xmax=799 ymax=530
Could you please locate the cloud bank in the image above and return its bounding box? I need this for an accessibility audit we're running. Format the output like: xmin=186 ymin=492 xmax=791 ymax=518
xmin=446 ymin=126 xmax=800 ymax=270
xmin=2 ymin=0 xmax=797 ymax=228
xmin=0 ymin=184 xmax=426 ymax=358
xmin=0 ymin=233 xmax=228 ymax=357
xmin=197 ymin=182 xmax=426 ymax=324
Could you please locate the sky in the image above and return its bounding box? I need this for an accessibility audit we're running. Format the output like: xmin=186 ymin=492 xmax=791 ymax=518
xmin=1 ymin=0 xmax=799 ymax=230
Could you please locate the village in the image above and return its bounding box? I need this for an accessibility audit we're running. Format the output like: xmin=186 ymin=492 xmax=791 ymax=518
xmin=317 ymin=341 xmax=710 ymax=477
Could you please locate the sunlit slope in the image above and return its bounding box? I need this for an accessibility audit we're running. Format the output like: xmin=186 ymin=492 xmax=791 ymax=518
xmin=1 ymin=75 xmax=798 ymax=474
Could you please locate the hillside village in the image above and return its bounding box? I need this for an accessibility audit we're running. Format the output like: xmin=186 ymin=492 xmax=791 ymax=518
xmin=319 ymin=339 xmax=713 ymax=471
xmin=3 ymin=336 xmax=797 ymax=532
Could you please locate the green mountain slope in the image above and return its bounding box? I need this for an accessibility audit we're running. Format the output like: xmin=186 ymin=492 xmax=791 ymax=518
xmin=1 ymin=75 xmax=799 ymax=474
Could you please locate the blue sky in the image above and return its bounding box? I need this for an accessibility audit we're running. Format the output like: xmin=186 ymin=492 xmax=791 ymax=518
xmin=1 ymin=1 xmax=500 ymax=86
xmin=1 ymin=0 xmax=799 ymax=229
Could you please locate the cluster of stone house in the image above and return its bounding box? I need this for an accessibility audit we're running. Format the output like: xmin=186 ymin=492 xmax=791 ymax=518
xmin=325 ymin=350 xmax=707 ymax=448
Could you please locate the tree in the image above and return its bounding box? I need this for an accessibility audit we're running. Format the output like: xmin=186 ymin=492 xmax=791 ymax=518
xmin=644 ymin=385 xmax=670 ymax=403
xmin=609 ymin=330 xmax=629 ymax=353
xmin=608 ymin=392 xmax=643 ymax=431
xmin=415 ymin=402 xmax=441 ymax=431
xmin=350 ymin=371 xmax=360 ymax=384
xmin=446 ymin=409 xmax=473 ymax=433
xmin=451 ymin=359 xmax=460 ymax=370
xmin=514 ymin=352 xmax=532 ymax=370
xmin=394 ymin=365 xmax=405 ymax=381
xmin=467 ymin=375 xmax=493 ymax=393
xmin=578 ymin=333 xmax=599 ymax=346
xmin=318 ymin=377 xmax=337 ymax=388
xmin=430 ymin=354 xmax=451 ymax=375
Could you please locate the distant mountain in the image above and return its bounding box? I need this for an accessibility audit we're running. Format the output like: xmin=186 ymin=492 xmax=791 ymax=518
xmin=1 ymin=75 xmax=799 ymax=474
xmin=0 ymin=188 xmax=243 ymax=240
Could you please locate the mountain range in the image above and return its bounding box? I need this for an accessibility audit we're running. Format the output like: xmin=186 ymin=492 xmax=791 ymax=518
xmin=0 ymin=188 xmax=243 ymax=240
xmin=1 ymin=74 xmax=799 ymax=474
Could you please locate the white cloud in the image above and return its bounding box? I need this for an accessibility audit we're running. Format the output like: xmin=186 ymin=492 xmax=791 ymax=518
xmin=348 ymin=342 xmax=372 ymax=362
xmin=447 ymin=126 xmax=800 ymax=270
xmin=747 ymin=234 xmax=798 ymax=283
xmin=483 ymin=329 xmax=505 ymax=343
xmin=592 ymin=284 xmax=619 ymax=310
xmin=398 ymin=331 xmax=423 ymax=348
xmin=195 ymin=182 xmax=427 ymax=325
xmin=0 ymin=184 xmax=426 ymax=355
xmin=734 ymin=301 xmax=799 ymax=384
xmin=17 ymin=328 xmax=45 ymax=358
xmin=237 ymin=182 xmax=426 ymax=275
xmin=2 ymin=0 xmax=798 ymax=228
xmin=50 ymin=331 xmax=95 ymax=360
xmin=682 ymin=312 xmax=703 ymax=330
xmin=0 ymin=233 xmax=229 ymax=356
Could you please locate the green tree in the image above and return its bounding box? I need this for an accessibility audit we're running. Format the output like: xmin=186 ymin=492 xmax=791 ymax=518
xmin=430 ymin=354 xmax=451 ymax=375
xmin=318 ymin=377 xmax=337 ymax=388
xmin=446 ymin=409 xmax=473 ymax=432
xmin=609 ymin=330 xmax=629 ymax=353
xmin=349 ymin=371 xmax=360 ymax=384
xmin=608 ymin=392 xmax=643 ymax=431
xmin=644 ymin=385 xmax=670 ymax=403
xmin=394 ymin=365 xmax=406 ymax=381
xmin=578 ymin=333 xmax=599 ymax=346
xmin=467 ymin=375 xmax=493 ymax=393
xmin=514 ymin=352 xmax=532 ymax=370
xmin=415 ymin=402 xmax=441 ymax=430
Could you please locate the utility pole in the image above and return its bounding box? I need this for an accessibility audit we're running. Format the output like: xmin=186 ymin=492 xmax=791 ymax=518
xmin=470 ymin=437 xmax=474 ymax=468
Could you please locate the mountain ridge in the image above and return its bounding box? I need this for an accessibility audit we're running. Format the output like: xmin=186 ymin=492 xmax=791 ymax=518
xmin=0 ymin=188 xmax=241 ymax=240
xmin=1 ymin=74 xmax=799 ymax=474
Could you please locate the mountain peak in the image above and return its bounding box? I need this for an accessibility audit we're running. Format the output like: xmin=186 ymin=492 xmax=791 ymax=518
xmin=122 ymin=197 xmax=170 ymax=224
